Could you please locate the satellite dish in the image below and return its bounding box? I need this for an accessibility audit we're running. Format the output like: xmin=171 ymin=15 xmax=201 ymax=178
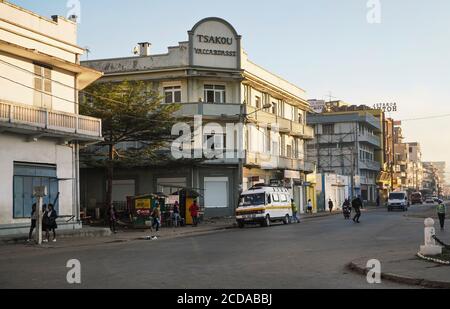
xmin=133 ymin=45 xmax=140 ymax=55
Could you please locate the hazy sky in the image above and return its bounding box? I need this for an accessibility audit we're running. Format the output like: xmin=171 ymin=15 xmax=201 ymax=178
xmin=10 ymin=0 xmax=450 ymax=180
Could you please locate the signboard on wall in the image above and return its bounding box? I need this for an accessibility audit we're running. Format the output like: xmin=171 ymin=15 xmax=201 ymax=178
xmin=189 ymin=17 xmax=241 ymax=69
xmin=373 ymin=102 xmax=398 ymax=113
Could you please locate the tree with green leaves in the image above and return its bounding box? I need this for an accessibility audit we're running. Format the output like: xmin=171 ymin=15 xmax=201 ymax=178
xmin=79 ymin=80 xmax=181 ymax=217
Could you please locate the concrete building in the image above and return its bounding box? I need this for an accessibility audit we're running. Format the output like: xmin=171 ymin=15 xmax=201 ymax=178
xmin=393 ymin=125 xmax=407 ymax=190
xmin=422 ymin=161 xmax=447 ymax=197
xmin=0 ymin=1 xmax=103 ymax=235
xmin=81 ymin=17 xmax=315 ymax=218
xmin=422 ymin=162 xmax=439 ymax=196
xmin=306 ymin=110 xmax=382 ymax=204
xmin=313 ymin=173 xmax=350 ymax=211
xmin=405 ymin=142 xmax=423 ymax=192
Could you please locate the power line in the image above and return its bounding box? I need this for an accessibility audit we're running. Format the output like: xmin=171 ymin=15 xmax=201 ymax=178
xmin=400 ymin=114 xmax=450 ymax=122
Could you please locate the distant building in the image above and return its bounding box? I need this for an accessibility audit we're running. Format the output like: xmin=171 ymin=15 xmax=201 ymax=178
xmin=423 ymin=161 xmax=447 ymax=197
xmin=306 ymin=110 xmax=382 ymax=204
xmin=0 ymin=1 xmax=102 ymax=235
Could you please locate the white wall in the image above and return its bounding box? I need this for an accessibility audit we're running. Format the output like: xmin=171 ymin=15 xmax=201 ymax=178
xmin=0 ymin=133 xmax=74 ymax=225
xmin=0 ymin=52 xmax=76 ymax=113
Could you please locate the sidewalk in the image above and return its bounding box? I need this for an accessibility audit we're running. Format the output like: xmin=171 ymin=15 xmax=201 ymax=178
xmin=0 ymin=208 xmax=380 ymax=249
xmin=347 ymin=250 xmax=450 ymax=288
xmin=0 ymin=226 xmax=112 ymax=245
xmin=0 ymin=217 xmax=237 ymax=249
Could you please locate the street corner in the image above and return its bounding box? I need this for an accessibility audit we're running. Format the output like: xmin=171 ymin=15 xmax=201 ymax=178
xmin=347 ymin=253 xmax=450 ymax=289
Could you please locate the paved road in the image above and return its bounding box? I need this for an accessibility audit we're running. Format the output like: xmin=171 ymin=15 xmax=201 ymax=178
xmin=0 ymin=204 xmax=447 ymax=289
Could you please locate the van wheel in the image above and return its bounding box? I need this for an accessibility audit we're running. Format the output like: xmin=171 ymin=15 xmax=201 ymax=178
xmin=262 ymin=215 xmax=271 ymax=227
xmin=237 ymin=221 xmax=245 ymax=229
xmin=283 ymin=214 xmax=290 ymax=225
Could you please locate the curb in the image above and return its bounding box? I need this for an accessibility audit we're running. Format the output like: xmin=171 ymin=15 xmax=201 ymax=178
xmin=346 ymin=260 xmax=450 ymax=289
xmin=0 ymin=228 xmax=112 ymax=245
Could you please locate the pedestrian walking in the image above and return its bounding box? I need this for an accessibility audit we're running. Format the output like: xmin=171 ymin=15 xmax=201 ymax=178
xmin=307 ymin=199 xmax=313 ymax=214
xmin=291 ymin=199 xmax=299 ymax=223
xmin=108 ymin=204 xmax=118 ymax=233
xmin=189 ymin=200 xmax=200 ymax=227
xmin=376 ymin=195 xmax=380 ymax=207
xmin=151 ymin=202 xmax=161 ymax=232
xmin=342 ymin=199 xmax=351 ymax=219
xmin=352 ymin=196 xmax=362 ymax=223
xmin=44 ymin=204 xmax=58 ymax=242
xmin=328 ymin=199 xmax=334 ymax=213
xmin=27 ymin=203 xmax=37 ymax=242
xmin=437 ymin=200 xmax=446 ymax=230
xmin=173 ymin=201 xmax=181 ymax=227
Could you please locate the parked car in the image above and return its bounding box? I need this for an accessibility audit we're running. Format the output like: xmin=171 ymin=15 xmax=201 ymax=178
xmin=387 ymin=192 xmax=409 ymax=211
xmin=411 ymin=192 xmax=423 ymax=205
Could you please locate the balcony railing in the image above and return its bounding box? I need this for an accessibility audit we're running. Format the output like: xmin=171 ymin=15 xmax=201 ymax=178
xmin=174 ymin=102 xmax=242 ymax=119
xmin=246 ymin=106 xmax=314 ymax=139
xmin=245 ymin=151 xmax=315 ymax=172
xmin=0 ymin=100 xmax=102 ymax=139
xmin=359 ymin=160 xmax=381 ymax=171
xmin=358 ymin=134 xmax=381 ymax=148
xmin=172 ymin=103 xmax=315 ymax=139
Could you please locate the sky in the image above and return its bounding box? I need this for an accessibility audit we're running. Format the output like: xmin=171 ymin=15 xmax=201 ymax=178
xmin=9 ymin=0 xmax=450 ymax=181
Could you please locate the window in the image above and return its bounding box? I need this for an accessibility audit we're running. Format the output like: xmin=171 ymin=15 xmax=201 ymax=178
xmin=164 ymin=86 xmax=181 ymax=103
xmin=286 ymin=144 xmax=292 ymax=158
xmin=33 ymin=64 xmax=52 ymax=108
xmin=298 ymin=112 xmax=304 ymax=124
xmin=280 ymin=194 xmax=288 ymax=202
xmin=322 ymin=124 xmax=334 ymax=135
xmin=272 ymin=103 xmax=277 ymax=115
xmin=13 ymin=163 xmax=59 ymax=218
xmin=204 ymin=85 xmax=226 ymax=103
xmin=204 ymin=133 xmax=224 ymax=151
xmin=272 ymin=193 xmax=280 ymax=202
xmin=255 ymin=96 xmax=261 ymax=109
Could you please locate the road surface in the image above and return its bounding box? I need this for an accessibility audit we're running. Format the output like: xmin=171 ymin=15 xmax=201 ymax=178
xmin=0 ymin=204 xmax=446 ymax=289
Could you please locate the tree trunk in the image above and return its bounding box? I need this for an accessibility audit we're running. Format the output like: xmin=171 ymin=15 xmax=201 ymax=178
xmin=105 ymin=143 xmax=114 ymax=224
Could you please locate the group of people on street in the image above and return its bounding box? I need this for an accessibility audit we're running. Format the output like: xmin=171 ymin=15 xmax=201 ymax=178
xmin=28 ymin=203 xmax=58 ymax=242
xmin=341 ymin=196 xmax=363 ymax=223
xmin=107 ymin=199 xmax=201 ymax=235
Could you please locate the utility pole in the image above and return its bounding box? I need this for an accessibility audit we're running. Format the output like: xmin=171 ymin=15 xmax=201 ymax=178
xmin=33 ymin=186 xmax=47 ymax=245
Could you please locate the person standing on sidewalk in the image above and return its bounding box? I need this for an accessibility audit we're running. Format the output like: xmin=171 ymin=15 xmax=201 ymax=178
xmin=306 ymin=199 xmax=313 ymax=214
xmin=437 ymin=200 xmax=446 ymax=230
xmin=151 ymin=202 xmax=161 ymax=232
xmin=45 ymin=204 xmax=58 ymax=242
xmin=173 ymin=201 xmax=181 ymax=227
xmin=27 ymin=203 xmax=37 ymax=242
xmin=108 ymin=205 xmax=118 ymax=234
xmin=291 ymin=199 xmax=299 ymax=223
xmin=328 ymin=199 xmax=334 ymax=213
xmin=189 ymin=200 xmax=200 ymax=227
xmin=352 ymin=196 xmax=362 ymax=223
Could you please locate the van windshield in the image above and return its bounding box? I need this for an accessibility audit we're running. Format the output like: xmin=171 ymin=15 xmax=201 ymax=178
xmin=389 ymin=193 xmax=406 ymax=200
xmin=240 ymin=193 xmax=265 ymax=207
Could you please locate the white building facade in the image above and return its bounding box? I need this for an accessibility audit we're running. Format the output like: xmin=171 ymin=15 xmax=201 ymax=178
xmin=0 ymin=1 xmax=102 ymax=235
xmin=82 ymin=17 xmax=315 ymax=217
